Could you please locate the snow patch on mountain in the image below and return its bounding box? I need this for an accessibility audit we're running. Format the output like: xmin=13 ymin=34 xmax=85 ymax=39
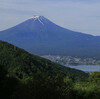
xmin=38 ymin=18 xmax=44 ymax=25
xmin=30 ymin=16 xmax=40 ymax=19
xmin=29 ymin=16 xmax=44 ymax=25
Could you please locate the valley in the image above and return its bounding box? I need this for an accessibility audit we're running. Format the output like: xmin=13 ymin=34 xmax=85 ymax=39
xmin=42 ymin=55 xmax=100 ymax=65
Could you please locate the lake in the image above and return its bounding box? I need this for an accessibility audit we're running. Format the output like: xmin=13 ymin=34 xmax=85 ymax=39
xmin=64 ymin=65 xmax=100 ymax=72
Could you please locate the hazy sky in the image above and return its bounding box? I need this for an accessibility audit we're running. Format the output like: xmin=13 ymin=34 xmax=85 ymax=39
xmin=0 ymin=0 xmax=100 ymax=35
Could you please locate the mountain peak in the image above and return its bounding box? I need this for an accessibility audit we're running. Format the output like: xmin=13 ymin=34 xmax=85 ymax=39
xmin=30 ymin=15 xmax=40 ymax=19
xmin=29 ymin=15 xmax=45 ymax=20
xmin=29 ymin=15 xmax=46 ymax=25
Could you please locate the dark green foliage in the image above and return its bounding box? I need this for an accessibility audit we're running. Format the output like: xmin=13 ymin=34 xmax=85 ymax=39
xmin=0 ymin=64 xmax=74 ymax=99
xmin=89 ymin=72 xmax=100 ymax=84
xmin=0 ymin=64 xmax=30 ymax=99
xmin=1 ymin=63 xmax=100 ymax=99
xmin=1 ymin=41 xmax=100 ymax=99
xmin=74 ymin=72 xmax=100 ymax=99
xmin=24 ymin=74 xmax=74 ymax=99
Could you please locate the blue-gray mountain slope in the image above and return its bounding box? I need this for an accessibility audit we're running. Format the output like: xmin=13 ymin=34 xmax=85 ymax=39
xmin=0 ymin=16 xmax=100 ymax=58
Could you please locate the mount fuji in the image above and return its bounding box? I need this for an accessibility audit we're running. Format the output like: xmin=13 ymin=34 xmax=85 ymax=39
xmin=0 ymin=15 xmax=100 ymax=58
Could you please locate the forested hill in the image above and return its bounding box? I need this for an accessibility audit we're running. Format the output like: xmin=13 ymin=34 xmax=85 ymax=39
xmin=1 ymin=41 xmax=100 ymax=99
xmin=0 ymin=40 xmax=88 ymax=80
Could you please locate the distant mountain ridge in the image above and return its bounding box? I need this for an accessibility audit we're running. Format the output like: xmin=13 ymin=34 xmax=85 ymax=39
xmin=0 ymin=15 xmax=100 ymax=58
